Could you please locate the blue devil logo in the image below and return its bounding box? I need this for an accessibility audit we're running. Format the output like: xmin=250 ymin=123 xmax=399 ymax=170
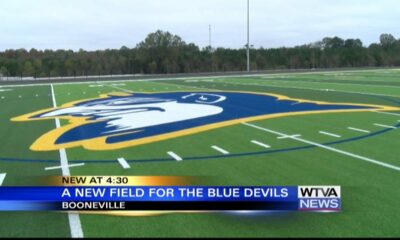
xmin=12 ymin=91 xmax=395 ymax=151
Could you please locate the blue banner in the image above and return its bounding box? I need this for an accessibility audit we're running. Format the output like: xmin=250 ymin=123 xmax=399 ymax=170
xmin=0 ymin=186 xmax=341 ymax=212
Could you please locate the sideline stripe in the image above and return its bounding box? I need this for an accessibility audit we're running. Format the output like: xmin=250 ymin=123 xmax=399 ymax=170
xmin=242 ymin=122 xmax=400 ymax=172
xmin=319 ymin=131 xmax=341 ymax=138
xmin=0 ymin=173 xmax=6 ymax=186
xmin=347 ymin=127 xmax=370 ymax=133
xmin=117 ymin=158 xmax=131 ymax=169
xmin=50 ymin=84 xmax=84 ymax=238
xmin=251 ymin=140 xmax=271 ymax=148
xmin=371 ymin=110 xmax=400 ymax=117
xmin=374 ymin=123 xmax=397 ymax=129
xmin=211 ymin=145 xmax=230 ymax=155
xmin=167 ymin=151 xmax=183 ymax=161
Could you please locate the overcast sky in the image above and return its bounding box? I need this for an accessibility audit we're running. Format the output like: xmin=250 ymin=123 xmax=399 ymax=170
xmin=0 ymin=0 xmax=399 ymax=51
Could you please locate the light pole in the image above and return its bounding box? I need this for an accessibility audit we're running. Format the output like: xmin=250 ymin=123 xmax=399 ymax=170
xmin=246 ymin=0 xmax=250 ymax=72
xmin=209 ymin=24 xmax=212 ymax=48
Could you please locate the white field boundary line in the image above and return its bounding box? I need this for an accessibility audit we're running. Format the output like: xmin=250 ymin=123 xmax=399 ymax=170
xmin=117 ymin=158 xmax=131 ymax=169
xmin=211 ymin=145 xmax=230 ymax=155
xmin=5 ymin=69 xmax=400 ymax=89
xmin=251 ymin=140 xmax=271 ymax=149
xmin=319 ymin=131 xmax=341 ymax=138
xmin=0 ymin=73 xmax=267 ymax=88
xmin=347 ymin=127 xmax=371 ymax=134
xmin=0 ymin=173 xmax=6 ymax=186
xmin=218 ymin=80 xmax=400 ymax=98
xmin=5 ymin=68 xmax=400 ymax=88
xmin=256 ymin=79 xmax=400 ymax=89
xmin=167 ymin=151 xmax=183 ymax=161
xmin=371 ymin=110 xmax=400 ymax=117
xmin=50 ymin=84 xmax=84 ymax=238
xmin=261 ymin=74 xmax=400 ymax=83
xmin=373 ymin=123 xmax=397 ymax=129
xmin=242 ymin=122 xmax=400 ymax=172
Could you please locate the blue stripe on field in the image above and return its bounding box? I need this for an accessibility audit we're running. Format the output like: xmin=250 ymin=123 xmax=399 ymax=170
xmin=0 ymin=123 xmax=397 ymax=165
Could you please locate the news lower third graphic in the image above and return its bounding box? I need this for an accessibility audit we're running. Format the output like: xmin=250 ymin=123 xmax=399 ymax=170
xmin=0 ymin=176 xmax=341 ymax=213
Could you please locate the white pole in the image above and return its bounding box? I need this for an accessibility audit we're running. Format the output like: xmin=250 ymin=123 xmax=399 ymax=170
xmin=209 ymin=24 xmax=212 ymax=48
xmin=247 ymin=0 xmax=250 ymax=72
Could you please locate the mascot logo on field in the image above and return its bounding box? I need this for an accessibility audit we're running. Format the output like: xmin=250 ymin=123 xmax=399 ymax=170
xmin=12 ymin=91 xmax=396 ymax=151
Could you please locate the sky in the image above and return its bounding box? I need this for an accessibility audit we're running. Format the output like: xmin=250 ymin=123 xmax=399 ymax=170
xmin=0 ymin=0 xmax=399 ymax=51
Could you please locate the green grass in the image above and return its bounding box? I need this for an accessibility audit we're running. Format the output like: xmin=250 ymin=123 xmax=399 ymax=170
xmin=0 ymin=69 xmax=399 ymax=237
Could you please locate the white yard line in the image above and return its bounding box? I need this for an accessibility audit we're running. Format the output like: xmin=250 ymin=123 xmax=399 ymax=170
xmin=50 ymin=84 xmax=84 ymax=238
xmin=45 ymin=163 xmax=85 ymax=171
xmin=117 ymin=158 xmax=131 ymax=169
xmin=167 ymin=151 xmax=183 ymax=161
xmin=347 ymin=127 xmax=371 ymax=133
xmin=251 ymin=140 xmax=271 ymax=149
xmin=211 ymin=145 xmax=230 ymax=155
xmin=371 ymin=110 xmax=400 ymax=117
xmin=0 ymin=173 xmax=6 ymax=186
xmin=106 ymin=83 xmax=133 ymax=93
xmin=242 ymin=122 xmax=400 ymax=172
xmin=277 ymin=134 xmax=301 ymax=139
xmin=373 ymin=123 xmax=397 ymax=129
xmin=149 ymin=81 xmax=216 ymax=92
xmin=319 ymin=131 xmax=341 ymax=138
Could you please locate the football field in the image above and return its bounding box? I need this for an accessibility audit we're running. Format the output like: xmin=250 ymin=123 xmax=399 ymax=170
xmin=0 ymin=69 xmax=399 ymax=237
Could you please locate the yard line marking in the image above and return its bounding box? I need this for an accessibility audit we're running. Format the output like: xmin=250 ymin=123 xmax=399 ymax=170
xmin=0 ymin=173 xmax=6 ymax=186
xmin=50 ymin=84 xmax=84 ymax=238
xmin=117 ymin=157 xmax=131 ymax=169
xmin=45 ymin=163 xmax=85 ymax=171
xmin=251 ymin=140 xmax=271 ymax=148
xmin=371 ymin=110 xmax=400 ymax=117
xmin=347 ymin=127 xmax=371 ymax=133
xmin=373 ymin=123 xmax=397 ymax=129
xmin=106 ymin=83 xmax=133 ymax=93
xmin=319 ymin=131 xmax=341 ymax=138
xmin=242 ymin=122 xmax=400 ymax=172
xmin=167 ymin=151 xmax=183 ymax=161
xmin=211 ymin=145 xmax=230 ymax=155
xmin=277 ymin=134 xmax=301 ymax=139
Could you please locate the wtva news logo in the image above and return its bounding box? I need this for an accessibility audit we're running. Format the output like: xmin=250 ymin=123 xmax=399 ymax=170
xmin=298 ymin=186 xmax=341 ymax=212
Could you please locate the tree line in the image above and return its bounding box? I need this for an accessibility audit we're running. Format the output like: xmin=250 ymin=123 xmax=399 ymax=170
xmin=0 ymin=30 xmax=399 ymax=78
